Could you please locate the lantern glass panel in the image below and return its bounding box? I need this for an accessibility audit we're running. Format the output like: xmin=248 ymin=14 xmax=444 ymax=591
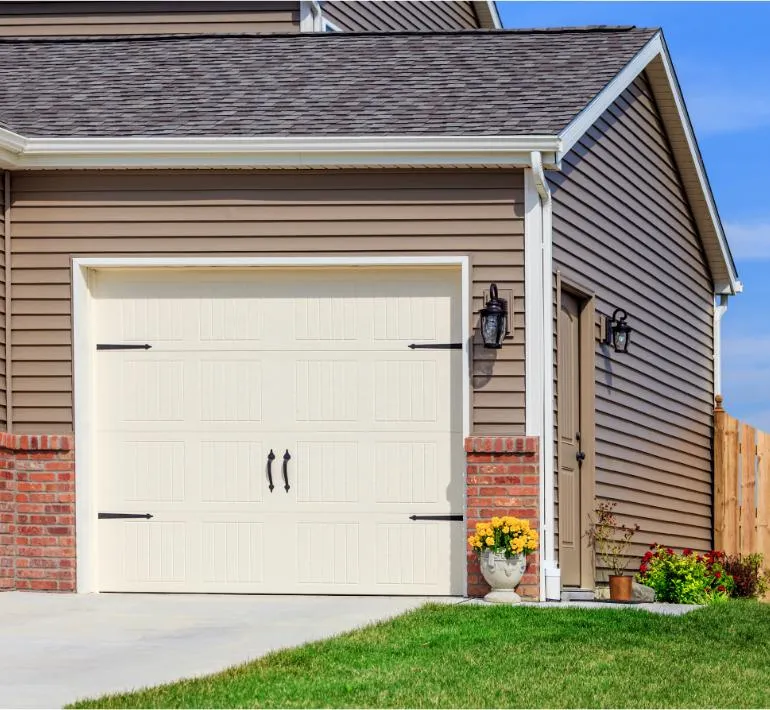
xmin=482 ymin=312 xmax=506 ymax=348
xmin=613 ymin=320 xmax=631 ymax=353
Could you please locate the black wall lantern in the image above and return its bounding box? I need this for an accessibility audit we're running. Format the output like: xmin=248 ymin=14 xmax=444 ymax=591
xmin=480 ymin=283 xmax=509 ymax=349
xmin=604 ymin=308 xmax=632 ymax=353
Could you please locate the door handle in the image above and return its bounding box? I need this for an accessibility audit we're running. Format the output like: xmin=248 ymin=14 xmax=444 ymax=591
xmin=576 ymin=451 xmax=586 ymax=463
xmin=282 ymin=449 xmax=291 ymax=492
xmin=266 ymin=449 xmax=276 ymax=492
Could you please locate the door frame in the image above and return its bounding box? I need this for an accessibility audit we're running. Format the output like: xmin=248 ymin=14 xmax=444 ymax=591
xmin=555 ymin=271 xmax=596 ymax=590
xmin=72 ymin=255 xmax=471 ymax=594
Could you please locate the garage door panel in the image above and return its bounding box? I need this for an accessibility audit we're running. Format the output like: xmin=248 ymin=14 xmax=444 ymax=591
xmin=94 ymin=266 xmax=463 ymax=595
xmin=295 ymin=440 xmax=359 ymax=504
xmin=200 ymin=440 xmax=265 ymax=504
xmin=98 ymin=519 xmax=188 ymax=591
xmin=202 ymin=520 xmax=265 ymax=585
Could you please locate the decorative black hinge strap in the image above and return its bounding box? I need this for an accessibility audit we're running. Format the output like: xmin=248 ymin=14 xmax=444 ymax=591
xmin=408 ymin=343 xmax=462 ymax=350
xmin=409 ymin=514 xmax=464 ymax=521
xmin=98 ymin=513 xmax=153 ymax=520
xmin=97 ymin=344 xmax=152 ymax=350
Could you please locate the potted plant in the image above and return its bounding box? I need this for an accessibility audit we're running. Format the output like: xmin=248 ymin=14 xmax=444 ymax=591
xmin=585 ymin=500 xmax=640 ymax=602
xmin=468 ymin=516 xmax=539 ymax=604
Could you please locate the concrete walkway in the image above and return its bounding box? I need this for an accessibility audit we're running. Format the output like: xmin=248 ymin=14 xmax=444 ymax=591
xmin=0 ymin=592 xmax=458 ymax=709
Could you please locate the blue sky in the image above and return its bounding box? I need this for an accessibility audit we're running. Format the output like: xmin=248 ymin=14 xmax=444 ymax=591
xmin=497 ymin=1 xmax=770 ymax=428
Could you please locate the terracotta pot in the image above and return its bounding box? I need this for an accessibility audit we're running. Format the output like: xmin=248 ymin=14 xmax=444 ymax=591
xmin=479 ymin=551 xmax=527 ymax=604
xmin=608 ymin=574 xmax=633 ymax=602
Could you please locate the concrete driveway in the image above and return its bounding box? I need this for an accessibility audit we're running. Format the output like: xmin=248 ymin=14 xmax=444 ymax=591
xmin=0 ymin=592 xmax=458 ymax=709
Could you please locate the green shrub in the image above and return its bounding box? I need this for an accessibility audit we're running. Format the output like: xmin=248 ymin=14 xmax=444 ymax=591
xmin=723 ymin=553 xmax=768 ymax=599
xmin=636 ymin=546 xmax=734 ymax=604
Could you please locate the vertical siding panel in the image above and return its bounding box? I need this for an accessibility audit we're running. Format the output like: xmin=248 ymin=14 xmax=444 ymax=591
xmin=10 ymin=169 xmax=524 ymax=435
xmin=549 ymin=73 xmax=715 ymax=571
xmin=322 ymin=1 xmax=480 ymax=31
xmin=0 ymin=2 xmax=299 ymax=35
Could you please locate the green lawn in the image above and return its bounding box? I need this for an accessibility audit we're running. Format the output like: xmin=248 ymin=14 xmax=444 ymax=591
xmin=69 ymin=601 xmax=770 ymax=709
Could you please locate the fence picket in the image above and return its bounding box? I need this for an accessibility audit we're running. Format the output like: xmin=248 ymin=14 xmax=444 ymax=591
xmin=757 ymin=431 xmax=770 ymax=564
xmin=724 ymin=414 xmax=740 ymax=554
xmin=740 ymin=423 xmax=757 ymax=556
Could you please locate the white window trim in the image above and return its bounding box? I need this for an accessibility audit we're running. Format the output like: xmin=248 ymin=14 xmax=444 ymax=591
xmin=73 ymin=255 xmax=471 ymax=594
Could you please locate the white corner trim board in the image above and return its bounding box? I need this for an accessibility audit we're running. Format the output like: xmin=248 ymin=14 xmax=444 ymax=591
xmin=0 ymin=133 xmax=561 ymax=170
xmin=72 ymin=255 xmax=471 ymax=594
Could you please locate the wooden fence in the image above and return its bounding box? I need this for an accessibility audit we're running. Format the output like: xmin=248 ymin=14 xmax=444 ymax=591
xmin=714 ymin=396 xmax=770 ymax=559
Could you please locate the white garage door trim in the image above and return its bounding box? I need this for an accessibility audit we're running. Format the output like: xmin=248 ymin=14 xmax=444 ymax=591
xmin=73 ymin=256 xmax=471 ymax=594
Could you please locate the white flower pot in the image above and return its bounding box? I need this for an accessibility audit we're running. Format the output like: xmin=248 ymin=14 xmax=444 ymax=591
xmin=480 ymin=550 xmax=527 ymax=604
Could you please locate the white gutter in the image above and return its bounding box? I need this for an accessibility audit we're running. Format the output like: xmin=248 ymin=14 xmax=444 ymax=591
xmin=0 ymin=132 xmax=561 ymax=170
xmin=528 ymin=151 xmax=557 ymax=601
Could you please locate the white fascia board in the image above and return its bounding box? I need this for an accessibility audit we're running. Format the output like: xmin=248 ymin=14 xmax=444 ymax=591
xmin=653 ymin=36 xmax=739 ymax=294
xmin=473 ymin=1 xmax=502 ymax=29
xmin=488 ymin=1 xmax=503 ymax=29
xmin=0 ymin=134 xmax=560 ymax=169
xmin=558 ymin=31 xmax=738 ymax=295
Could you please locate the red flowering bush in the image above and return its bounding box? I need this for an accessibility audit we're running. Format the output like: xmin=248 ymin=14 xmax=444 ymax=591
xmin=637 ymin=545 xmax=734 ymax=604
xmin=722 ymin=553 xmax=768 ymax=599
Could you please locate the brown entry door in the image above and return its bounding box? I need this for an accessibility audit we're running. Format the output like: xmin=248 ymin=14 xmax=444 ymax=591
xmin=558 ymin=291 xmax=583 ymax=587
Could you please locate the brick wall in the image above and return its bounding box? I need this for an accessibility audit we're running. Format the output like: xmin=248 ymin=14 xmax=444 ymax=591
xmin=0 ymin=433 xmax=75 ymax=591
xmin=465 ymin=435 xmax=540 ymax=599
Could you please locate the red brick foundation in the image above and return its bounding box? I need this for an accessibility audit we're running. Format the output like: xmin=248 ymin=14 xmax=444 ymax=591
xmin=465 ymin=435 xmax=540 ymax=599
xmin=0 ymin=433 xmax=75 ymax=592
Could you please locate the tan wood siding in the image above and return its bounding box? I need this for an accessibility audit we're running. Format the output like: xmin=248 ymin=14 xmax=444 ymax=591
xmin=321 ymin=1 xmax=479 ymax=31
xmin=549 ymin=74 xmax=715 ymax=570
xmin=0 ymin=2 xmax=299 ymax=35
xmin=0 ymin=172 xmax=6 ymax=429
xmin=10 ymin=168 xmax=524 ymax=434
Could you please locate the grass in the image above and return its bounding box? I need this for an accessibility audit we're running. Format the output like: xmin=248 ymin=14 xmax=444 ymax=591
xmin=69 ymin=600 xmax=770 ymax=709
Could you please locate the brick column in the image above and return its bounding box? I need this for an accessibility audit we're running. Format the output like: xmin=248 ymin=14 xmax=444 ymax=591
xmin=465 ymin=435 xmax=540 ymax=599
xmin=0 ymin=433 xmax=75 ymax=592
xmin=0 ymin=442 xmax=14 ymax=590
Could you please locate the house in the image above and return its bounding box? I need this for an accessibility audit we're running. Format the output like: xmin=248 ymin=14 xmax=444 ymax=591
xmin=0 ymin=6 xmax=738 ymax=600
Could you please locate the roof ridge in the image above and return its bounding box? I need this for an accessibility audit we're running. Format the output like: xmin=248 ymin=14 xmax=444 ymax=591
xmin=0 ymin=25 xmax=658 ymax=44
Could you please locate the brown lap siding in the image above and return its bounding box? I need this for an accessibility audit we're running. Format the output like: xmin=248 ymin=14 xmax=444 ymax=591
xmin=549 ymin=73 xmax=715 ymax=569
xmin=0 ymin=2 xmax=299 ymax=36
xmin=9 ymin=168 xmax=525 ymax=435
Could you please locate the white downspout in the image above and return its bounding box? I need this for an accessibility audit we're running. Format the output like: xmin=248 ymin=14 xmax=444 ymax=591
xmin=530 ymin=151 xmax=558 ymax=600
xmin=713 ymin=294 xmax=728 ymax=400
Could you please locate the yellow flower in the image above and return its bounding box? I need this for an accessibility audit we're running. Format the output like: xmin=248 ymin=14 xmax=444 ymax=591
xmin=486 ymin=536 xmax=494 ymax=545
xmin=491 ymin=517 xmax=502 ymax=528
xmin=502 ymin=526 xmax=510 ymax=533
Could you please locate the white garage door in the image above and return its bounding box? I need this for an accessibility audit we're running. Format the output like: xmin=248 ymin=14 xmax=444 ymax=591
xmin=93 ymin=267 xmax=464 ymax=594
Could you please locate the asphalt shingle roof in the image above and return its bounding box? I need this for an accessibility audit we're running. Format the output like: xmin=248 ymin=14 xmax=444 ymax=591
xmin=0 ymin=27 xmax=658 ymax=137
